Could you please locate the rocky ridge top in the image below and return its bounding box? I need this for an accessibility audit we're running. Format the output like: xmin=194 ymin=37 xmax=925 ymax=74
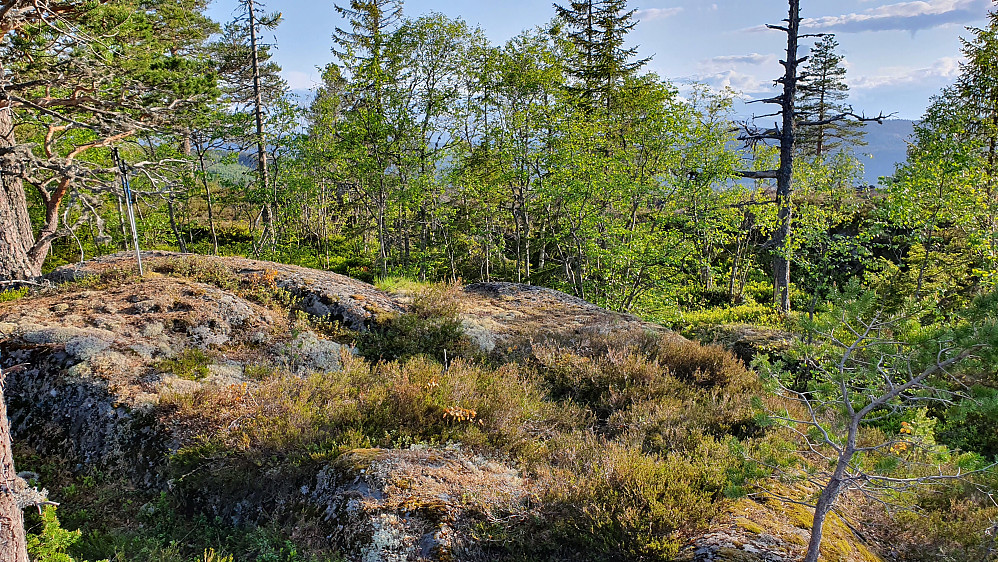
xmin=0 ymin=252 xmax=881 ymax=562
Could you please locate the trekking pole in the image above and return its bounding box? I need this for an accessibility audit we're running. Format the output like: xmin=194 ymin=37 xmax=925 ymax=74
xmin=112 ymin=147 xmax=143 ymax=276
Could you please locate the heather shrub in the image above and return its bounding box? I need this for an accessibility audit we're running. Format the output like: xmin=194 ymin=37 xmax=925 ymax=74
xmin=650 ymin=336 xmax=756 ymax=389
xmin=212 ymin=353 xmax=587 ymax=464
xmin=357 ymin=283 xmax=471 ymax=363
xmin=531 ymin=330 xmax=761 ymax=446
xmin=515 ymin=434 xmax=735 ymax=560
xmin=869 ymin=492 xmax=998 ymax=562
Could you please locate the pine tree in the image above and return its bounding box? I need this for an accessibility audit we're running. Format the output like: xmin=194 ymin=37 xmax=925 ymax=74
xmin=210 ymin=1 xmax=285 ymax=251
xmin=0 ymin=0 xmax=217 ymax=279
xmin=553 ymin=0 xmax=648 ymax=112
xmin=796 ymin=35 xmax=866 ymax=157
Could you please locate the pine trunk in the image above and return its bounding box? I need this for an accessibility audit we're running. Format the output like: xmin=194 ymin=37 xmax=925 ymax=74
xmin=0 ymin=373 xmax=29 ymax=562
xmin=0 ymin=108 xmax=39 ymax=280
xmin=246 ymin=0 xmax=273 ymax=248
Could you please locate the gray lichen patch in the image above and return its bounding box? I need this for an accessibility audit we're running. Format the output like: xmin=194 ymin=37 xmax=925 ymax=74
xmin=65 ymin=335 xmax=113 ymax=361
xmin=284 ymin=331 xmax=345 ymax=374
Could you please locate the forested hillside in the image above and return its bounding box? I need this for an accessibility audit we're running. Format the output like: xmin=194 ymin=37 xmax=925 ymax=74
xmin=1 ymin=0 xmax=997 ymax=561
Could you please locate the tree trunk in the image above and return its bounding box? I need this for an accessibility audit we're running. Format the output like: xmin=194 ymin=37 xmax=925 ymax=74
xmin=246 ymin=0 xmax=273 ymax=250
xmin=166 ymin=194 xmax=188 ymax=253
xmin=773 ymin=0 xmax=801 ymax=314
xmin=197 ymin=152 xmax=219 ymax=255
xmin=803 ymin=421 xmax=857 ymax=562
xmin=0 ymin=106 xmax=38 ymax=281
xmin=0 ymin=371 xmax=29 ymax=562
xmin=773 ymin=197 xmax=792 ymax=313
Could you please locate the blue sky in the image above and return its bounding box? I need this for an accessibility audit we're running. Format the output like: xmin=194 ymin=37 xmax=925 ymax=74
xmin=207 ymin=0 xmax=994 ymax=120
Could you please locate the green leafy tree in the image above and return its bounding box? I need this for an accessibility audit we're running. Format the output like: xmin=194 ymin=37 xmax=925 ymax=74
xmin=448 ymin=26 xmax=566 ymax=284
xmin=331 ymin=0 xmax=404 ymax=274
xmin=956 ymin=4 xmax=998 ymax=286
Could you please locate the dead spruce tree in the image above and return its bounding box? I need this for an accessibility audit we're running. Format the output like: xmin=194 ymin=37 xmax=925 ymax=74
xmin=738 ymin=0 xmax=885 ymax=314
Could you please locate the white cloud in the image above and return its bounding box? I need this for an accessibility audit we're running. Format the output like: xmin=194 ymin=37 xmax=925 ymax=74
xmin=851 ymin=56 xmax=963 ymax=90
xmin=692 ymin=54 xmax=780 ymax=96
xmin=802 ymin=0 xmax=991 ymax=33
xmin=695 ymin=69 xmax=775 ymax=95
xmin=704 ymin=53 xmax=777 ymax=66
xmin=634 ymin=7 xmax=683 ymax=21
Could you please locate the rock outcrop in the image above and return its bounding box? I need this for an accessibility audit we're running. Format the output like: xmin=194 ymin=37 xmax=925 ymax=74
xmin=0 ymin=253 xmax=882 ymax=562
xmin=456 ymin=282 xmax=680 ymax=357
xmin=46 ymin=251 xmax=402 ymax=331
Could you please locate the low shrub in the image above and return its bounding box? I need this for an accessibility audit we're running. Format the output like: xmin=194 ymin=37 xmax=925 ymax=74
xmin=26 ymin=506 xmax=93 ymax=562
xmin=869 ymin=493 xmax=998 ymax=562
xmin=531 ymin=330 xmax=760 ymax=443
xmin=0 ymin=286 xmax=30 ymax=302
xmin=204 ymin=354 xmax=586 ymax=465
xmin=676 ymin=301 xmax=784 ymax=331
xmin=652 ymin=336 xmax=757 ymax=390
xmin=165 ymin=337 xmax=759 ymax=560
xmin=937 ymin=386 xmax=998 ymax=460
xmin=357 ymin=283 xmax=471 ymax=363
xmin=511 ymin=435 xmax=735 ymax=560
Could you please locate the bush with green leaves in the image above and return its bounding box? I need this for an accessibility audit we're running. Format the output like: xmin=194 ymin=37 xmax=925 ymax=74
xmin=26 ymin=506 xmax=106 ymax=562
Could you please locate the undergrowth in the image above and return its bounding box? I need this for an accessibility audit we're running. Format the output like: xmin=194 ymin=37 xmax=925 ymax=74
xmin=357 ymin=283 xmax=471 ymax=363
xmin=162 ymin=326 xmax=774 ymax=559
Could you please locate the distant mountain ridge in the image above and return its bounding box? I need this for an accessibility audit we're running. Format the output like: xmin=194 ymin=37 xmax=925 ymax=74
xmin=856 ymin=119 xmax=915 ymax=185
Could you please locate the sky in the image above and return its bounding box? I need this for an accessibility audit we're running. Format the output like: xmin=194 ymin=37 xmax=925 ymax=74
xmin=206 ymin=0 xmax=995 ymax=120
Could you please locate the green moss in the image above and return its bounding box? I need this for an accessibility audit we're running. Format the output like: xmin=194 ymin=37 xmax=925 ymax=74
xmin=735 ymin=517 xmax=764 ymax=535
xmin=243 ymin=363 xmax=278 ymax=381
xmin=155 ymin=349 xmax=211 ymax=381
xmin=785 ymin=503 xmax=814 ymax=530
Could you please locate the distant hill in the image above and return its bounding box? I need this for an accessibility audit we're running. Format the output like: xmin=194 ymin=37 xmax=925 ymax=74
xmin=212 ymin=119 xmax=917 ymax=188
xmin=856 ymin=119 xmax=915 ymax=185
